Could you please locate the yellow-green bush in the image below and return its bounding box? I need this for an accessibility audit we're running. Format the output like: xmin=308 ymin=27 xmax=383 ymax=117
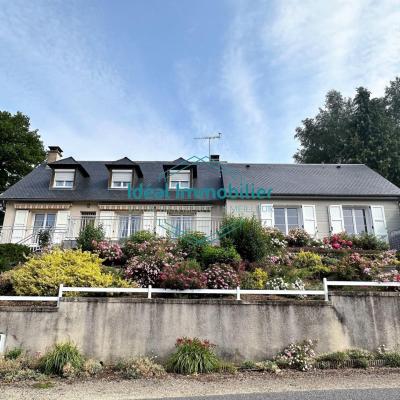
xmin=293 ymin=251 xmax=323 ymax=269
xmin=12 ymin=249 xmax=132 ymax=296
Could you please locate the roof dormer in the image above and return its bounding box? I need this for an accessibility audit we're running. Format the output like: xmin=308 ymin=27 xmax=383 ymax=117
xmin=48 ymin=156 xmax=89 ymax=189
xmin=105 ymin=157 xmax=143 ymax=189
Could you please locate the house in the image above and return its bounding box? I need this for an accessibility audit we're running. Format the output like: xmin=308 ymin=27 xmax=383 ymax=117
xmin=1 ymin=146 xmax=400 ymax=248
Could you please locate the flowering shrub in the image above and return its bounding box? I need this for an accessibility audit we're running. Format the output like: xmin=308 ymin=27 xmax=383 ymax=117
xmin=205 ymin=263 xmax=240 ymax=289
xmin=352 ymin=233 xmax=389 ymax=251
xmin=124 ymin=239 xmax=183 ymax=286
xmin=177 ymin=231 xmax=208 ymax=260
xmin=323 ymin=233 xmax=353 ymax=250
xmin=286 ymin=228 xmax=311 ymax=247
xmin=263 ymin=227 xmax=287 ymax=253
xmin=293 ymin=251 xmax=322 ymax=269
xmin=159 ymin=260 xmax=206 ymax=289
xmin=92 ymin=241 xmax=123 ymax=263
xmin=377 ymin=269 xmax=400 ymax=283
xmin=275 ymin=339 xmax=317 ymax=371
xmin=240 ymin=268 xmax=268 ymax=289
xmin=167 ymin=337 xmax=221 ymax=374
xmin=265 ymin=277 xmax=290 ymax=290
xmin=334 ymin=252 xmax=375 ymax=281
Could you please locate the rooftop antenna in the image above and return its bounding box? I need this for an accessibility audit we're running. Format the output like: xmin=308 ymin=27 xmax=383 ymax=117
xmin=193 ymin=132 xmax=222 ymax=159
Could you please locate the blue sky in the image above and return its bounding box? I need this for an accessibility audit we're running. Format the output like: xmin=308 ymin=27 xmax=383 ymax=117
xmin=0 ymin=0 xmax=399 ymax=162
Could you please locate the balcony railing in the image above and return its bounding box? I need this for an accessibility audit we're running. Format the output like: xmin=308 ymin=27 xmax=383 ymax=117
xmin=0 ymin=216 xmax=225 ymax=247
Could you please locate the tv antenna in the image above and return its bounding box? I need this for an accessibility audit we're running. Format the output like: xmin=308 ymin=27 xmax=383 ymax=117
xmin=194 ymin=132 xmax=222 ymax=159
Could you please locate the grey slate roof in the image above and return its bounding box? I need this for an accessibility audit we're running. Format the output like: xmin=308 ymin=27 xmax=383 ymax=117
xmin=0 ymin=159 xmax=399 ymax=202
xmin=221 ymin=163 xmax=400 ymax=197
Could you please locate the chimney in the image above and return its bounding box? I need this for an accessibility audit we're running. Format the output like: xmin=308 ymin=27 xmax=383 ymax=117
xmin=47 ymin=146 xmax=63 ymax=163
xmin=210 ymin=154 xmax=220 ymax=162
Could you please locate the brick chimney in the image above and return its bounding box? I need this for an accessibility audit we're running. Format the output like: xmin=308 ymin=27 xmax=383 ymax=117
xmin=47 ymin=146 xmax=63 ymax=163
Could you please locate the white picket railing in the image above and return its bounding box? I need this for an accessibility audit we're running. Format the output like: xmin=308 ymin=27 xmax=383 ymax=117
xmin=1 ymin=279 xmax=400 ymax=306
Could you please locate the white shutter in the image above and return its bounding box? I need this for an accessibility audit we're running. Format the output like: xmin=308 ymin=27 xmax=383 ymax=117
xmin=99 ymin=211 xmax=115 ymax=239
xmin=329 ymin=205 xmax=344 ymax=233
xmin=156 ymin=212 xmax=168 ymax=237
xmin=11 ymin=210 xmax=29 ymax=243
xmin=302 ymin=205 xmax=317 ymax=236
xmin=370 ymin=205 xmax=388 ymax=242
xmin=53 ymin=210 xmax=70 ymax=244
xmin=259 ymin=204 xmax=274 ymax=227
xmin=142 ymin=211 xmax=155 ymax=233
xmin=195 ymin=212 xmax=211 ymax=237
xmin=54 ymin=170 xmax=75 ymax=181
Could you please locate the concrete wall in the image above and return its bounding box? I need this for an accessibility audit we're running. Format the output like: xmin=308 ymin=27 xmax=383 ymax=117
xmin=226 ymin=198 xmax=400 ymax=239
xmin=1 ymin=293 xmax=400 ymax=362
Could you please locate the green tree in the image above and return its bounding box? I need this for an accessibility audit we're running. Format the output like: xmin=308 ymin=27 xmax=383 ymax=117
xmin=294 ymin=78 xmax=400 ymax=187
xmin=0 ymin=111 xmax=46 ymax=193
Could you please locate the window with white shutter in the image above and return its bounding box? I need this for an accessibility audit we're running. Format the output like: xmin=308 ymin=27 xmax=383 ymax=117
xmin=53 ymin=170 xmax=75 ymax=188
xmin=111 ymin=170 xmax=132 ymax=188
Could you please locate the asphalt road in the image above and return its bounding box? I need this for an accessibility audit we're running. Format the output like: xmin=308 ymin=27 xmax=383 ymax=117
xmin=164 ymin=388 xmax=400 ymax=400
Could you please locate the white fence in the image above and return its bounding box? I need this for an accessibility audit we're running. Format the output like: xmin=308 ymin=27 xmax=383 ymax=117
xmin=1 ymin=279 xmax=400 ymax=306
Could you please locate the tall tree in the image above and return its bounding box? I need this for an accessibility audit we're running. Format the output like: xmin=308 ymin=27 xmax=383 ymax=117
xmin=0 ymin=111 xmax=46 ymax=193
xmin=294 ymin=79 xmax=400 ymax=187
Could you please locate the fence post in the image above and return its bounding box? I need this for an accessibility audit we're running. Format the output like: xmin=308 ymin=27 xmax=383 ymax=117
xmin=323 ymin=278 xmax=329 ymax=302
xmin=236 ymin=286 xmax=241 ymax=301
xmin=148 ymin=285 xmax=152 ymax=299
xmin=57 ymin=284 xmax=64 ymax=307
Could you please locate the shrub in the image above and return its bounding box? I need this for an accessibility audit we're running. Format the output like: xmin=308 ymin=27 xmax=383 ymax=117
xmin=125 ymin=230 xmax=156 ymax=244
xmin=124 ymin=238 xmax=183 ymax=287
xmin=293 ymin=251 xmax=322 ymax=269
xmin=352 ymin=233 xmax=389 ymax=251
xmin=205 ymin=263 xmax=240 ymax=289
xmin=37 ymin=229 xmax=52 ymax=249
xmin=323 ymin=233 xmax=353 ymax=250
xmin=177 ymin=231 xmax=208 ymax=260
xmin=275 ymin=339 xmax=317 ymax=371
xmin=345 ymin=348 xmax=375 ymax=360
xmin=240 ymin=268 xmax=268 ymax=289
xmin=286 ymin=228 xmax=311 ymax=247
xmin=115 ymin=356 xmax=166 ymax=379
xmin=40 ymin=342 xmax=84 ymax=377
xmin=92 ymin=240 xmax=123 ymax=264
xmin=82 ymin=359 xmax=103 ymax=376
xmin=219 ymin=217 xmax=269 ymax=262
xmin=317 ymin=351 xmax=350 ymax=364
xmin=201 ymin=245 xmax=240 ymax=268
xmin=0 ymin=243 xmax=31 ymax=272
xmin=5 ymin=347 xmax=23 ymax=360
xmin=0 ymin=270 xmax=15 ymax=295
xmin=240 ymin=360 xmax=280 ymax=373
xmin=159 ymin=260 xmax=207 ymax=289
xmin=76 ymin=224 xmax=105 ymax=252
xmin=167 ymin=337 xmax=221 ymax=374
xmin=265 ymin=277 xmax=290 ymax=290
xmin=333 ymin=253 xmax=375 ymax=281
xmin=12 ymin=249 xmax=130 ymax=296
xmin=381 ymin=352 xmax=400 ymax=367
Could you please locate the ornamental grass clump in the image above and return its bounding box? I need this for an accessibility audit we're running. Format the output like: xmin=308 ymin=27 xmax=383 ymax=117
xmin=167 ymin=337 xmax=221 ymax=374
xmin=40 ymin=342 xmax=84 ymax=377
xmin=275 ymin=339 xmax=317 ymax=371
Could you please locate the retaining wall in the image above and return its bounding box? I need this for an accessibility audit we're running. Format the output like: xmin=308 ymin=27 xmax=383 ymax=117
xmin=0 ymin=293 xmax=399 ymax=362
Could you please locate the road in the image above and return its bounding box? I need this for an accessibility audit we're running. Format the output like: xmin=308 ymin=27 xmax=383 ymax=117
xmin=166 ymin=388 xmax=400 ymax=400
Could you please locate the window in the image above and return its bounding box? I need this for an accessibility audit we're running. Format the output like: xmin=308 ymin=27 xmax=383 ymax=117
xmin=53 ymin=170 xmax=75 ymax=188
xmin=343 ymin=207 xmax=368 ymax=234
xmin=80 ymin=211 xmax=96 ymax=231
xmin=111 ymin=170 xmax=132 ymax=188
xmin=119 ymin=215 xmax=141 ymax=238
xmin=33 ymin=213 xmax=56 ymax=242
xmin=169 ymin=170 xmax=191 ymax=189
xmin=169 ymin=215 xmax=193 ymax=237
xmin=274 ymin=207 xmax=301 ymax=234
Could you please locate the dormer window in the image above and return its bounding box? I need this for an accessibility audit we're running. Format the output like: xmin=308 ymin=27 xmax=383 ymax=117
xmin=169 ymin=169 xmax=191 ymax=189
xmin=111 ymin=170 xmax=132 ymax=188
xmin=53 ymin=169 xmax=75 ymax=188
